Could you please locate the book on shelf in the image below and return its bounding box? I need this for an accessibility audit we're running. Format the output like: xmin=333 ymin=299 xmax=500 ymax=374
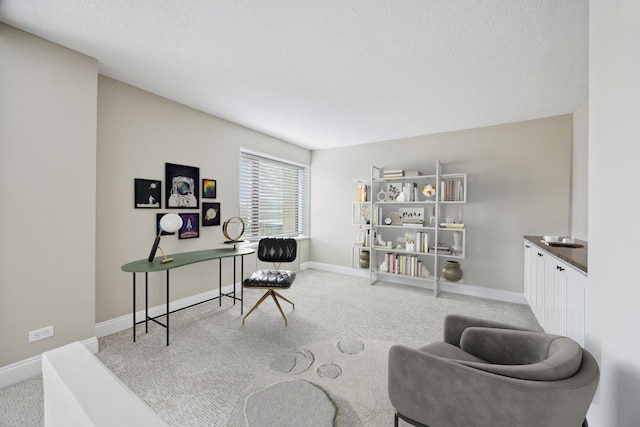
xmin=404 ymin=171 xmax=422 ymax=177
xmin=440 ymin=223 xmax=465 ymax=229
xmin=383 ymin=169 xmax=404 ymax=178
xmin=428 ymin=245 xmax=452 ymax=255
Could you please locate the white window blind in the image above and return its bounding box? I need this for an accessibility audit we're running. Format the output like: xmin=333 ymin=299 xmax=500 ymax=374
xmin=239 ymin=151 xmax=309 ymax=240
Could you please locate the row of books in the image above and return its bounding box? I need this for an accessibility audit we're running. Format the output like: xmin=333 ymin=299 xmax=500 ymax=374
xmin=382 ymin=253 xmax=424 ymax=277
xmin=428 ymin=244 xmax=452 ymax=255
xmin=441 ymin=179 xmax=464 ymax=201
xmin=357 ymin=184 xmax=371 ymax=202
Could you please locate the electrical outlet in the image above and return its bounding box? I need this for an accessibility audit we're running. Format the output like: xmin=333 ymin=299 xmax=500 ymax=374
xmin=29 ymin=325 xmax=54 ymax=343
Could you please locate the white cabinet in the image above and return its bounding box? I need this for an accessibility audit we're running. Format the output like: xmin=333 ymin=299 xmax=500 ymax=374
xmin=523 ymin=238 xmax=587 ymax=346
xmin=354 ymin=163 xmax=467 ymax=296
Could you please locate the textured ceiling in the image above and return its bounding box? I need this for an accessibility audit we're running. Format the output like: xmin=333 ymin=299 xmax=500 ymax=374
xmin=0 ymin=1 xmax=588 ymax=150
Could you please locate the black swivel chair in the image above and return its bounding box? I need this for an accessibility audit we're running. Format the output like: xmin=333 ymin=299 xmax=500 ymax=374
xmin=242 ymin=238 xmax=297 ymax=325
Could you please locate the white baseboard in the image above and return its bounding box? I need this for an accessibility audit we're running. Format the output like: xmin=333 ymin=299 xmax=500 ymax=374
xmin=2 ymin=266 xmax=523 ymax=389
xmin=305 ymin=262 xmax=526 ymax=304
xmin=0 ymin=337 xmax=98 ymax=389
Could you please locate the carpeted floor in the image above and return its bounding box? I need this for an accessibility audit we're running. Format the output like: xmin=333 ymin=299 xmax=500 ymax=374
xmin=0 ymin=269 xmax=540 ymax=426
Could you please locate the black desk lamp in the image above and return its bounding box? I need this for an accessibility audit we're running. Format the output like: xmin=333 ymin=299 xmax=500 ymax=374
xmin=148 ymin=213 xmax=183 ymax=263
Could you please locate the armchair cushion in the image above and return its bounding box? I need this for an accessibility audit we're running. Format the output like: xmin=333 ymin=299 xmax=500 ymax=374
xmin=458 ymin=328 xmax=582 ymax=381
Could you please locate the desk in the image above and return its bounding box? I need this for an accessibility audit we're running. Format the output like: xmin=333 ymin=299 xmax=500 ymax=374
xmin=121 ymin=247 xmax=255 ymax=345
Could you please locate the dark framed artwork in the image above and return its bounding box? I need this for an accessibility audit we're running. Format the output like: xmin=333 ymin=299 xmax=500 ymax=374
xmin=156 ymin=213 xmax=177 ymax=236
xmin=202 ymin=179 xmax=217 ymax=199
xmin=134 ymin=178 xmax=161 ymax=209
xmin=202 ymin=202 xmax=221 ymax=226
xmin=165 ymin=163 xmax=199 ymax=209
xmin=178 ymin=213 xmax=199 ymax=239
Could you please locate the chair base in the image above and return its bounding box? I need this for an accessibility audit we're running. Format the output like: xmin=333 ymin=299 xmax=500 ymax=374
xmin=393 ymin=409 xmax=588 ymax=427
xmin=242 ymin=289 xmax=294 ymax=325
xmin=394 ymin=410 xmax=430 ymax=427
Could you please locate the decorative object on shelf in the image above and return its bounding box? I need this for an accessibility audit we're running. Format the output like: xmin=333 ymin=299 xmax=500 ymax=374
xmin=360 ymin=205 xmax=370 ymax=223
xmin=421 ymin=264 xmax=431 ymax=278
xmin=442 ymin=260 xmax=463 ymax=281
xmin=222 ymin=216 xmax=245 ymax=243
xmin=452 ymin=231 xmax=463 ymax=255
xmin=377 ymin=189 xmax=388 ymax=202
xmin=384 ymin=217 xmax=392 ymax=225
xmin=134 ymin=178 xmax=161 ymax=209
xmin=376 ymin=233 xmax=387 ymax=247
xmin=405 ymin=239 xmax=415 ymax=252
xmin=165 ymin=162 xmax=199 ymax=209
xmin=387 ymin=183 xmax=401 ymax=200
xmin=359 ymin=250 xmax=370 ymax=269
xmin=390 ymin=212 xmax=402 ymax=225
xmin=202 ymin=179 xmax=217 ymax=199
xmin=202 ymin=202 xmax=221 ymax=226
xmin=356 ymin=226 xmax=366 ymax=245
xmin=148 ymin=213 xmax=183 ymax=263
xmin=421 ymin=183 xmax=436 ymax=200
xmin=178 ymin=213 xmax=199 ymax=239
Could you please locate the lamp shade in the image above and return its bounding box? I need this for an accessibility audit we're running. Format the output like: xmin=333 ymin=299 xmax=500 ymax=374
xmin=159 ymin=213 xmax=183 ymax=233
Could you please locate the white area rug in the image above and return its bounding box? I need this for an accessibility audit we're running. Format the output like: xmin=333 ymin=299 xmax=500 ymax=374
xmin=229 ymin=338 xmax=395 ymax=427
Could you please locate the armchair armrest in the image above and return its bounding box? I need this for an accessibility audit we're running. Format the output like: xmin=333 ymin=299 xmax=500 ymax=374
xmin=443 ymin=314 xmax=533 ymax=347
xmin=388 ymin=344 xmax=594 ymax=427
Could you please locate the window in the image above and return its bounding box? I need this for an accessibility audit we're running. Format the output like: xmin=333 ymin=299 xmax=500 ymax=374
xmin=239 ymin=150 xmax=309 ymax=240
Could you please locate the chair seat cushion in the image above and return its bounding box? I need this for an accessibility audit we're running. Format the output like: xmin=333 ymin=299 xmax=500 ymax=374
xmin=420 ymin=342 xmax=487 ymax=363
xmin=458 ymin=328 xmax=583 ymax=381
xmin=244 ymin=270 xmax=296 ymax=288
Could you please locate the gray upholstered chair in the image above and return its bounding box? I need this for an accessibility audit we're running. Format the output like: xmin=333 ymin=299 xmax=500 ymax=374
xmin=242 ymin=238 xmax=297 ymax=325
xmin=388 ymin=314 xmax=599 ymax=427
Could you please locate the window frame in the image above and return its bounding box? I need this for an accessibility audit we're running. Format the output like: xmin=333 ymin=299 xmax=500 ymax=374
xmin=239 ymin=149 xmax=310 ymax=241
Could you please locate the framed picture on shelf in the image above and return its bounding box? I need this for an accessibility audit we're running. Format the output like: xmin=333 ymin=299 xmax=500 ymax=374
xmin=134 ymin=178 xmax=161 ymax=209
xmin=387 ymin=183 xmax=401 ymax=201
xmin=202 ymin=179 xmax=217 ymax=199
xmin=165 ymin=163 xmax=199 ymax=209
xmin=202 ymin=202 xmax=221 ymax=226
xmin=399 ymin=207 xmax=424 ymax=225
xmin=178 ymin=213 xmax=199 ymax=239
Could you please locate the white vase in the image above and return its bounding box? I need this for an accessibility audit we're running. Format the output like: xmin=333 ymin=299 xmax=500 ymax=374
xmin=452 ymin=231 xmax=463 ymax=255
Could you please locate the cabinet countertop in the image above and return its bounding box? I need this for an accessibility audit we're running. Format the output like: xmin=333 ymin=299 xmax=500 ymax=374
xmin=524 ymin=235 xmax=588 ymax=275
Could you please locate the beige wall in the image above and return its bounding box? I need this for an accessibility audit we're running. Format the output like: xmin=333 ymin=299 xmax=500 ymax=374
xmin=0 ymin=24 xmax=98 ymax=366
xmin=310 ymin=115 xmax=573 ymax=293
xmin=571 ymin=99 xmax=588 ymax=240
xmin=96 ymin=77 xmax=311 ymax=323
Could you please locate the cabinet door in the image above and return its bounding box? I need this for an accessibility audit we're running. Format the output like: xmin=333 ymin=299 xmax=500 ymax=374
xmin=565 ymin=268 xmax=587 ymax=346
xmin=534 ymin=250 xmax=547 ymax=327
xmin=524 ymin=242 xmax=538 ymax=308
xmin=552 ymin=263 xmax=568 ymax=336
xmin=542 ymin=252 xmax=555 ymax=332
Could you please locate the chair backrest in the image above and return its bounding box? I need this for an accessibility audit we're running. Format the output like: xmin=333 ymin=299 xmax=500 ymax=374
xmin=257 ymin=238 xmax=297 ymax=264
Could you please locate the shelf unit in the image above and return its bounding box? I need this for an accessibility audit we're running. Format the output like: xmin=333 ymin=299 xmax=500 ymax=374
xmin=353 ymin=162 xmax=467 ymax=296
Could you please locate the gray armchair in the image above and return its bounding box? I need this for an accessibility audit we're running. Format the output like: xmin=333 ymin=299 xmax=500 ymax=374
xmin=388 ymin=314 xmax=599 ymax=427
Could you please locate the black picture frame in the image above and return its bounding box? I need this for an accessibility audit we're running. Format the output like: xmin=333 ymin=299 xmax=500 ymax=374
xmin=202 ymin=202 xmax=221 ymax=226
xmin=165 ymin=163 xmax=199 ymax=209
xmin=178 ymin=213 xmax=199 ymax=239
xmin=134 ymin=178 xmax=161 ymax=209
xmin=202 ymin=179 xmax=217 ymax=199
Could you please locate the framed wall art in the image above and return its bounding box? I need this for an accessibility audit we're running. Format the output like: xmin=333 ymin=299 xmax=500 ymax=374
xmin=202 ymin=202 xmax=221 ymax=226
xmin=165 ymin=163 xmax=199 ymax=209
xmin=178 ymin=213 xmax=199 ymax=239
xmin=202 ymin=179 xmax=217 ymax=199
xmin=134 ymin=178 xmax=161 ymax=209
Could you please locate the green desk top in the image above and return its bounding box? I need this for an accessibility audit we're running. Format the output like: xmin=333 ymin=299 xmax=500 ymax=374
xmin=121 ymin=247 xmax=255 ymax=273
